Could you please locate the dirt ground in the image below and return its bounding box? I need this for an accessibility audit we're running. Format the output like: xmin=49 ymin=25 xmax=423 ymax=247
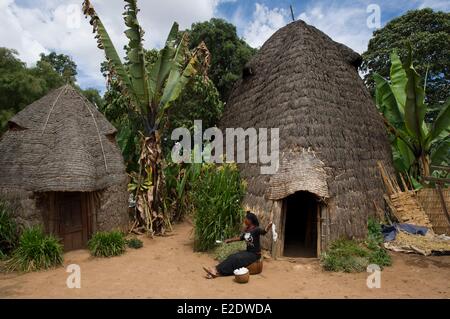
xmin=1 ymin=221 xmax=449 ymax=299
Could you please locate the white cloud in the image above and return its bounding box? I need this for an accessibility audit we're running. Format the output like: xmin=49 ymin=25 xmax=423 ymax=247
xmin=241 ymin=1 xmax=373 ymax=53
xmin=243 ymin=3 xmax=288 ymax=48
xmin=418 ymin=0 xmax=450 ymax=11
xmin=298 ymin=3 xmax=372 ymax=54
xmin=0 ymin=0 xmax=219 ymax=91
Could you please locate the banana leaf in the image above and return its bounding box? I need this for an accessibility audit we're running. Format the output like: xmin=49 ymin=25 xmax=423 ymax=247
xmin=428 ymin=98 xmax=450 ymax=142
xmin=123 ymin=0 xmax=149 ymax=112
xmin=431 ymin=135 xmax=450 ymax=166
xmin=82 ymin=0 xmax=138 ymax=107
xmin=148 ymin=22 xmax=179 ymax=102
xmin=374 ymin=73 xmax=405 ymax=131
xmin=389 ymin=51 xmax=407 ymax=112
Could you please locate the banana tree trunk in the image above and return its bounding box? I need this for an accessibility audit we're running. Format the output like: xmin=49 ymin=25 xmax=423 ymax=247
xmin=137 ymin=130 xmax=167 ymax=235
xmin=419 ymin=154 xmax=430 ymax=179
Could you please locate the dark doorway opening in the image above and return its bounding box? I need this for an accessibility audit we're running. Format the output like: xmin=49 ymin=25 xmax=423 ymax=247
xmin=283 ymin=191 xmax=319 ymax=258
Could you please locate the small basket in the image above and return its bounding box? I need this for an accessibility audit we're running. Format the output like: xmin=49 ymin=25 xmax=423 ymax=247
xmin=247 ymin=259 xmax=263 ymax=275
xmin=234 ymin=272 xmax=250 ymax=284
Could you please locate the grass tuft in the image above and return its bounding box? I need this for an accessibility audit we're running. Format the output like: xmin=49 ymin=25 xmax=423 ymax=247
xmin=192 ymin=163 xmax=245 ymax=252
xmin=212 ymin=241 xmax=246 ymax=262
xmin=7 ymin=226 xmax=63 ymax=272
xmin=0 ymin=199 xmax=19 ymax=256
xmin=321 ymin=217 xmax=392 ymax=272
xmin=127 ymin=237 xmax=143 ymax=249
xmin=88 ymin=231 xmax=126 ymax=257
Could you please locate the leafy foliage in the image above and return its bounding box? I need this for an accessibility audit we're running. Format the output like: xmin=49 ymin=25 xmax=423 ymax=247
xmin=212 ymin=241 xmax=246 ymax=262
xmin=0 ymin=199 xmax=19 ymax=256
xmin=161 ymin=75 xmax=224 ymax=153
xmin=7 ymin=226 xmax=63 ymax=272
xmin=0 ymin=48 xmax=63 ymax=132
xmin=321 ymin=218 xmax=391 ymax=273
xmin=127 ymin=237 xmax=143 ymax=249
xmin=83 ymin=0 xmax=211 ymax=235
xmin=162 ymin=161 xmax=202 ymax=222
xmin=192 ymin=163 xmax=246 ymax=252
xmin=366 ymin=218 xmax=392 ymax=267
xmin=374 ymin=47 xmax=450 ymax=179
xmin=362 ymin=9 xmax=450 ymax=120
xmin=321 ymin=239 xmax=370 ymax=273
xmin=0 ymin=47 xmax=104 ymax=134
xmin=88 ymin=231 xmax=126 ymax=257
xmin=38 ymin=52 xmax=77 ymax=84
xmin=189 ymin=18 xmax=257 ymax=101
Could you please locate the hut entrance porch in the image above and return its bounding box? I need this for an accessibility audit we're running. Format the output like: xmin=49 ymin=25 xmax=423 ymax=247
xmin=43 ymin=192 xmax=95 ymax=251
xmin=282 ymin=191 xmax=320 ymax=258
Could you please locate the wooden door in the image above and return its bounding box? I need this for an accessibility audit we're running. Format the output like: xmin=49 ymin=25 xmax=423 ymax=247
xmin=57 ymin=192 xmax=89 ymax=251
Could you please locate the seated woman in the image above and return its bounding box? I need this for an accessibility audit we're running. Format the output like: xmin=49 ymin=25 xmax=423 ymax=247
xmin=203 ymin=211 xmax=272 ymax=279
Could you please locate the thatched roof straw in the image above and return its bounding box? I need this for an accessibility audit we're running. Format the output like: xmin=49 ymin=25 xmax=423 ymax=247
xmin=220 ymin=20 xmax=393 ymax=235
xmin=0 ymin=85 xmax=127 ymax=192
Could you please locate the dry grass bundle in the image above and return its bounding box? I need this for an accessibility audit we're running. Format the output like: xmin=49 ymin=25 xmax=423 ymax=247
xmin=386 ymin=231 xmax=450 ymax=255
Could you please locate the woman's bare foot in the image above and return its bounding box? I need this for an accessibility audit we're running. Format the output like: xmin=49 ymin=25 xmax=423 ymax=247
xmin=202 ymin=266 xmax=219 ymax=278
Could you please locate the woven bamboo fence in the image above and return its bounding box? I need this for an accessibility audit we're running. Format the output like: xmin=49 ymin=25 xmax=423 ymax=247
xmin=417 ymin=188 xmax=450 ymax=235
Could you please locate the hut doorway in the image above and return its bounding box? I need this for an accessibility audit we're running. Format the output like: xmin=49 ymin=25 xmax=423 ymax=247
xmin=282 ymin=191 xmax=320 ymax=258
xmin=55 ymin=192 xmax=92 ymax=251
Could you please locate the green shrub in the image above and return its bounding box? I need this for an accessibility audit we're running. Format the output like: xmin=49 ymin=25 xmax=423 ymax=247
xmin=7 ymin=226 xmax=63 ymax=272
xmin=0 ymin=199 xmax=19 ymax=256
xmin=127 ymin=238 xmax=143 ymax=249
xmin=88 ymin=231 xmax=126 ymax=257
xmin=366 ymin=217 xmax=392 ymax=267
xmin=369 ymin=246 xmax=392 ymax=267
xmin=0 ymin=250 xmax=7 ymax=261
xmin=163 ymin=161 xmax=201 ymax=222
xmin=320 ymin=239 xmax=370 ymax=273
xmin=213 ymin=241 xmax=246 ymax=262
xmin=192 ymin=163 xmax=246 ymax=252
xmin=321 ymin=218 xmax=392 ymax=272
xmin=367 ymin=217 xmax=384 ymax=245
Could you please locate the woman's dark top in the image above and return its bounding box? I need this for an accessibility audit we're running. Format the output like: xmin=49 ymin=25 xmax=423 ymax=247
xmin=240 ymin=226 xmax=267 ymax=254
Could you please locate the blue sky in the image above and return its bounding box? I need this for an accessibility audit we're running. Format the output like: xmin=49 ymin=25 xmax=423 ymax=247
xmin=1 ymin=0 xmax=449 ymax=93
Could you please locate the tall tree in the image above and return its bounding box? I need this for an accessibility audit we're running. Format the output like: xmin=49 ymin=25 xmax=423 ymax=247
xmin=80 ymin=88 xmax=104 ymax=108
xmin=361 ymin=9 xmax=450 ymax=121
xmin=0 ymin=48 xmax=64 ymax=132
xmin=39 ymin=52 xmax=78 ymax=84
xmin=188 ymin=18 xmax=257 ymax=101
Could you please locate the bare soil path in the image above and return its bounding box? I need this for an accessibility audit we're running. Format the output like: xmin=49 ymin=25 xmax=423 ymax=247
xmin=1 ymin=221 xmax=449 ymax=298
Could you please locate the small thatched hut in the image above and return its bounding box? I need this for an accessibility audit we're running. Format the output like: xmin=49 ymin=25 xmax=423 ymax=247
xmin=0 ymin=85 xmax=129 ymax=251
xmin=220 ymin=20 xmax=394 ymax=258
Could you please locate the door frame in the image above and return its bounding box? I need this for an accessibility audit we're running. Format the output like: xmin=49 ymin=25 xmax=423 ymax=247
xmin=279 ymin=192 xmax=322 ymax=258
xmin=45 ymin=192 xmax=94 ymax=251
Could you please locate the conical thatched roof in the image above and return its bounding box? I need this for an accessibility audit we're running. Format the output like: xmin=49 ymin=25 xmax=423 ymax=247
xmin=220 ymin=20 xmax=393 ymax=239
xmin=0 ymin=85 xmax=127 ymax=192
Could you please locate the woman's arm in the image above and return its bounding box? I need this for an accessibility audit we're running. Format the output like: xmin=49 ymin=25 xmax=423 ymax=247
xmin=263 ymin=222 xmax=273 ymax=234
xmin=224 ymin=236 xmax=242 ymax=244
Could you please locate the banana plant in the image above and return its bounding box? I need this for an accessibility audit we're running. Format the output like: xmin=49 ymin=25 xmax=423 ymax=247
xmin=82 ymin=0 xmax=210 ymax=234
xmin=374 ymin=45 xmax=450 ymax=181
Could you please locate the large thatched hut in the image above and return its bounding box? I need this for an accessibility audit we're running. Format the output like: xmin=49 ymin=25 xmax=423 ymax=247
xmin=220 ymin=20 xmax=394 ymax=258
xmin=0 ymin=85 xmax=129 ymax=251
